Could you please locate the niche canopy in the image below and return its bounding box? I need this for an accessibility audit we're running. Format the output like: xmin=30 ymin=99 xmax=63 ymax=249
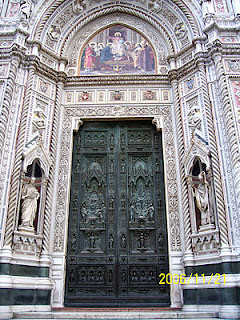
xmin=79 ymin=25 xmax=156 ymax=75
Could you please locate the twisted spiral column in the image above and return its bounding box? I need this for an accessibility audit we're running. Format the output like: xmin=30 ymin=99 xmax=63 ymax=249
xmin=198 ymin=62 xmax=229 ymax=246
xmin=3 ymin=64 xmax=36 ymax=247
xmin=172 ymin=79 xmax=192 ymax=252
xmin=41 ymin=78 xmax=65 ymax=253
xmin=0 ymin=56 xmax=20 ymax=160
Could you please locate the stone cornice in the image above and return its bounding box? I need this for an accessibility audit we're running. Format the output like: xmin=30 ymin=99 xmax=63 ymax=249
xmin=26 ymin=40 xmax=68 ymax=63
xmin=0 ymin=44 xmax=26 ymax=60
xmin=207 ymin=40 xmax=240 ymax=56
xmin=20 ymin=54 xmax=67 ymax=83
xmin=204 ymin=19 xmax=240 ymax=34
xmin=66 ymin=75 xmax=170 ymax=87
xmin=168 ymin=36 xmax=207 ymax=62
xmin=168 ymin=58 xmax=198 ymax=82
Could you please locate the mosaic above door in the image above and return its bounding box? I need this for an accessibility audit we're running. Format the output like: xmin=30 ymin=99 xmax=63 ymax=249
xmin=79 ymin=25 xmax=156 ymax=75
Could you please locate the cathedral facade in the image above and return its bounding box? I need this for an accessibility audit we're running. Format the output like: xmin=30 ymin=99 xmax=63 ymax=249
xmin=0 ymin=0 xmax=239 ymax=318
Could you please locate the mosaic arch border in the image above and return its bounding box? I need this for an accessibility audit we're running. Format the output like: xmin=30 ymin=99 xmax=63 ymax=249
xmin=53 ymin=105 xmax=181 ymax=254
xmin=64 ymin=14 xmax=171 ymax=76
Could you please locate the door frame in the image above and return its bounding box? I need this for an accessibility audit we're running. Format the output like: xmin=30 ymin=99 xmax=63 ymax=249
xmin=65 ymin=120 xmax=170 ymax=306
xmin=51 ymin=106 xmax=184 ymax=308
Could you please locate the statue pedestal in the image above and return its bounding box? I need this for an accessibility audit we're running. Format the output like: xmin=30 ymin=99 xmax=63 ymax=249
xmin=199 ymin=223 xmax=215 ymax=232
xmin=18 ymin=226 xmax=35 ymax=233
xmin=13 ymin=229 xmax=43 ymax=256
xmin=191 ymin=226 xmax=220 ymax=255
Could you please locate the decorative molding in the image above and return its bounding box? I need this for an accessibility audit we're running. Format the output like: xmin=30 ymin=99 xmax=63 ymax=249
xmin=0 ymin=56 xmax=20 ymax=158
xmin=213 ymin=54 xmax=240 ymax=245
xmin=171 ymin=79 xmax=191 ymax=253
xmin=32 ymin=0 xmax=199 ymax=47
xmin=66 ymin=75 xmax=170 ymax=86
xmin=42 ymin=81 xmax=65 ymax=253
xmin=191 ymin=228 xmax=220 ymax=255
xmin=53 ymin=104 xmax=181 ymax=253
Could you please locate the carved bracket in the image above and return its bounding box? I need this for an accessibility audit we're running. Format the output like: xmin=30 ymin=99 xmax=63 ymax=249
xmin=72 ymin=118 xmax=84 ymax=133
xmin=152 ymin=117 xmax=163 ymax=131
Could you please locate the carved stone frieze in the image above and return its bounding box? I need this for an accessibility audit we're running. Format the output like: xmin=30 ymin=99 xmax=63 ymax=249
xmin=53 ymin=104 xmax=181 ymax=252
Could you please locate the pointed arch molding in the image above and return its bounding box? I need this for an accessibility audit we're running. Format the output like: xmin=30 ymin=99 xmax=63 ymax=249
xmin=31 ymin=0 xmax=201 ymax=57
xmin=183 ymin=138 xmax=211 ymax=176
xmin=23 ymin=142 xmax=52 ymax=178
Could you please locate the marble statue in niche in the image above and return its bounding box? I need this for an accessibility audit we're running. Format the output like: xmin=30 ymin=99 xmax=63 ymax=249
xmin=192 ymin=171 xmax=214 ymax=227
xmin=188 ymin=105 xmax=201 ymax=137
xmin=32 ymin=109 xmax=46 ymax=138
xmin=20 ymin=178 xmax=39 ymax=229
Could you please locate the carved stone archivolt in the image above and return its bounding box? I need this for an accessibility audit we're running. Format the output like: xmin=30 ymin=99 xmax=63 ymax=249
xmin=53 ymin=105 xmax=181 ymax=253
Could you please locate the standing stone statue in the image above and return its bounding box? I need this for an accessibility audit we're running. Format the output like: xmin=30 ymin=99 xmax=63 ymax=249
xmin=20 ymin=179 xmax=39 ymax=228
xmin=192 ymin=171 xmax=212 ymax=226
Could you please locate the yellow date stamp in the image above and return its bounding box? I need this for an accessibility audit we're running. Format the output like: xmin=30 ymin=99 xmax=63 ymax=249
xmin=159 ymin=273 xmax=226 ymax=285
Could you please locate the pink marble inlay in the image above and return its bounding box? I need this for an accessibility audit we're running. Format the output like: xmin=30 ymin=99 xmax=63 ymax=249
xmin=231 ymin=81 xmax=240 ymax=108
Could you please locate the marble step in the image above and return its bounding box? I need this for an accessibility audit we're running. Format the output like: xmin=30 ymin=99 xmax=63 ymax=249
xmin=13 ymin=311 xmax=219 ymax=319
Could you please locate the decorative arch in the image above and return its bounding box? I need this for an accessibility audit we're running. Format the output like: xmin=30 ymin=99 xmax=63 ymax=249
xmin=30 ymin=0 xmax=203 ymax=47
xmin=28 ymin=0 xmax=204 ymax=67
xmin=23 ymin=141 xmax=52 ymax=178
xmin=183 ymin=137 xmax=211 ymax=177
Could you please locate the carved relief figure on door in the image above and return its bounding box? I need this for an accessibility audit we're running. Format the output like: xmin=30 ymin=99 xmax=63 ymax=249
xmin=129 ymin=158 xmax=154 ymax=225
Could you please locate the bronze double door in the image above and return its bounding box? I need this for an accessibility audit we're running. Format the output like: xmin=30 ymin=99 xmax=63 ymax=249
xmin=65 ymin=120 xmax=169 ymax=307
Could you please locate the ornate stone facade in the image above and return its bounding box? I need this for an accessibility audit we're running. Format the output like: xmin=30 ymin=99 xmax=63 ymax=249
xmin=0 ymin=0 xmax=239 ymax=318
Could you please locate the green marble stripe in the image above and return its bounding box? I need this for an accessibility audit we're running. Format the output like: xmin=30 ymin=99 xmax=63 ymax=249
xmin=0 ymin=263 xmax=49 ymax=277
xmin=185 ymin=261 xmax=239 ymax=276
xmin=183 ymin=287 xmax=240 ymax=305
xmin=0 ymin=288 xmax=51 ymax=305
